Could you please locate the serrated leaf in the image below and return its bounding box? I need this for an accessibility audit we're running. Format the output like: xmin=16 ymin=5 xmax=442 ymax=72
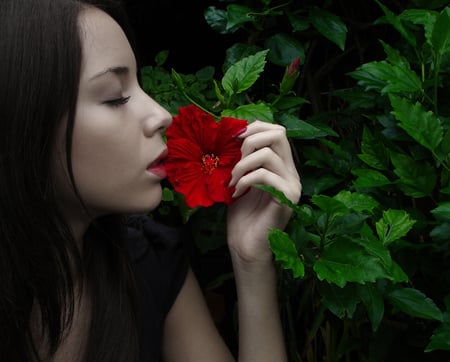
xmin=318 ymin=283 xmax=358 ymax=318
xmin=348 ymin=68 xmax=387 ymax=92
xmin=264 ymin=33 xmax=305 ymax=67
xmin=388 ymin=287 xmax=443 ymax=321
xmin=254 ymin=184 xmax=303 ymax=216
xmin=222 ymin=49 xmax=269 ymax=96
xmin=379 ymin=40 xmax=411 ymax=68
xmin=226 ymin=4 xmax=255 ymax=30
xmin=359 ymin=127 xmax=390 ymax=170
xmin=376 ymin=209 xmax=416 ymax=245
xmin=352 ymin=169 xmax=392 ymax=188
xmin=204 ymin=6 xmax=234 ymax=35
xmin=311 ymin=195 xmax=348 ymax=217
xmin=431 ymin=7 xmax=450 ymax=55
xmin=425 ymin=314 xmax=450 ymax=351
xmin=309 ymin=8 xmax=347 ymax=50
xmin=222 ymin=103 xmax=273 ymax=123
xmin=391 ymin=152 xmax=437 ymax=197
xmin=314 ymin=238 xmax=392 ymax=287
xmin=375 ymin=0 xmax=417 ymax=46
xmin=352 ymin=236 xmax=396 ymax=273
xmin=356 ymin=61 xmax=422 ymax=94
xmin=389 ymin=95 xmax=443 ymax=152
xmin=333 ymin=190 xmax=380 ymax=213
xmin=279 ymin=113 xmax=332 ymax=139
xmin=431 ymin=202 xmax=450 ymax=219
xmin=430 ymin=222 xmax=450 ymax=240
xmin=269 ymin=229 xmax=304 ymax=278
xmin=398 ymin=9 xmax=438 ymax=46
xmin=357 ymin=283 xmax=385 ymax=331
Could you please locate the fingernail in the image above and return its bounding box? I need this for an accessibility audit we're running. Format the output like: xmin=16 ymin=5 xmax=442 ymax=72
xmin=231 ymin=127 xmax=247 ymax=138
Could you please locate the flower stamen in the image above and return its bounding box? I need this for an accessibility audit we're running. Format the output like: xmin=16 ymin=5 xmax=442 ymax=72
xmin=202 ymin=153 xmax=219 ymax=175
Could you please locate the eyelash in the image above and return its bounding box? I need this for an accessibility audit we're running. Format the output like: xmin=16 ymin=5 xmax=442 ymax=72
xmin=103 ymin=96 xmax=131 ymax=107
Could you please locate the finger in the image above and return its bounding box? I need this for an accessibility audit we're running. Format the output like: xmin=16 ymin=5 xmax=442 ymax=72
xmin=232 ymin=167 xmax=301 ymax=203
xmin=238 ymin=121 xmax=296 ymax=171
xmin=229 ymin=146 xmax=292 ymax=186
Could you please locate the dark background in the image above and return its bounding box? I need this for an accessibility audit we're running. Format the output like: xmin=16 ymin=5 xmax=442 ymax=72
xmin=124 ymin=0 xmax=233 ymax=72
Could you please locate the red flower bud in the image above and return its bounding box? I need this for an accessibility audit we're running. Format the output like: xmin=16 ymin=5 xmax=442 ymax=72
xmin=280 ymin=56 xmax=301 ymax=94
xmin=287 ymin=56 xmax=301 ymax=77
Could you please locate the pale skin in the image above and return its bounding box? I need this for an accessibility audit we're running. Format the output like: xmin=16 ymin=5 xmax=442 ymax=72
xmin=49 ymin=6 xmax=301 ymax=362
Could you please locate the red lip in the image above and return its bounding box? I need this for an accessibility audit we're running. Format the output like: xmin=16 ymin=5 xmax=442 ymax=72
xmin=146 ymin=148 xmax=168 ymax=178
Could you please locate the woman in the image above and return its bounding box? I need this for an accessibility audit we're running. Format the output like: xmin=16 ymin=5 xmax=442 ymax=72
xmin=0 ymin=0 xmax=301 ymax=361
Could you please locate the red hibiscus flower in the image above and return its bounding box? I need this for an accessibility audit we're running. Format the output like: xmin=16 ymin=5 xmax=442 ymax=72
xmin=165 ymin=104 xmax=248 ymax=208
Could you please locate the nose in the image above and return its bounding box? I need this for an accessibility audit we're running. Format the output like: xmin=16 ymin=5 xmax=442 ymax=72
xmin=140 ymin=90 xmax=172 ymax=136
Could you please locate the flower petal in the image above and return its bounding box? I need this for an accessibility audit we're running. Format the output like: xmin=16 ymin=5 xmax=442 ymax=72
xmin=165 ymin=105 xmax=248 ymax=208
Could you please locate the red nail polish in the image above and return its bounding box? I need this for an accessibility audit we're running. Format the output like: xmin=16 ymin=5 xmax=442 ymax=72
xmin=232 ymin=127 xmax=247 ymax=138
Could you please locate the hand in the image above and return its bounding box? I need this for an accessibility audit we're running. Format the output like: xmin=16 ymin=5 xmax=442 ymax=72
xmin=227 ymin=121 xmax=301 ymax=266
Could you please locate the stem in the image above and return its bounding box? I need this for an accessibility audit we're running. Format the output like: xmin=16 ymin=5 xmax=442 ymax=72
xmin=179 ymin=87 xmax=219 ymax=119
xmin=433 ymin=52 xmax=441 ymax=115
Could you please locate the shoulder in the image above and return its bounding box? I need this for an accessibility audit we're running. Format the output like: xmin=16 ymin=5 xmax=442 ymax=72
xmin=126 ymin=213 xmax=189 ymax=311
xmin=126 ymin=213 xmax=184 ymax=262
xmin=126 ymin=214 xmax=191 ymax=360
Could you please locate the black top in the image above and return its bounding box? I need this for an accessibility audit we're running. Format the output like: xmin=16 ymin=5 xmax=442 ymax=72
xmin=127 ymin=215 xmax=189 ymax=361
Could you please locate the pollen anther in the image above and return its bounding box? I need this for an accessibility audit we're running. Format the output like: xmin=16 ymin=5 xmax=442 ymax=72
xmin=201 ymin=153 xmax=219 ymax=175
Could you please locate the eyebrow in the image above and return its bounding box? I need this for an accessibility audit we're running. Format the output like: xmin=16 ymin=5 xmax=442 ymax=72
xmin=88 ymin=66 xmax=130 ymax=81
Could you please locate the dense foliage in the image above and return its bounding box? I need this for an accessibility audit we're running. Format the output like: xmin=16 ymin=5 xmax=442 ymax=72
xmin=141 ymin=0 xmax=450 ymax=360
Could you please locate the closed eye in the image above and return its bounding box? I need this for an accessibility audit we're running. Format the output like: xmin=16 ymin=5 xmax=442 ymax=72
xmin=103 ymin=96 xmax=131 ymax=107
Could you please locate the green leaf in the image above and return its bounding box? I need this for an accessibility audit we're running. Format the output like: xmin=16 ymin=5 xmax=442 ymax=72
xmin=431 ymin=202 xmax=450 ymax=219
xmin=375 ymin=0 xmax=417 ymax=47
xmin=357 ymin=283 xmax=385 ymax=331
xmin=314 ymin=238 xmax=392 ymax=287
xmin=269 ymin=229 xmax=304 ymax=278
xmin=273 ymin=96 xmax=309 ymax=111
xmin=358 ymin=127 xmax=390 ymax=170
xmin=431 ymin=7 xmax=450 ymax=55
xmin=222 ymin=49 xmax=269 ymax=96
xmin=389 ymin=95 xmax=443 ymax=152
xmin=333 ymin=190 xmax=380 ymax=213
xmin=161 ymin=187 xmax=174 ymax=202
xmin=389 ymin=260 xmax=409 ymax=283
xmin=309 ymin=8 xmax=347 ymax=50
xmin=264 ymin=33 xmax=305 ymax=66
xmin=226 ymin=4 xmax=255 ymax=30
xmin=204 ymin=6 xmax=235 ymax=35
xmin=388 ymin=287 xmax=443 ymax=321
xmin=352 ymin=169 xmax=392 ymax=188
xmin=311 ymin=195 xmax=348 ymax=217
xmin=430 ymin=222 xmax=450 ymax=240
xmin=356 ymin=61 xmax=422 ymax=94
xmin=399 ymin=9 xmax=438 ymax=46
xmin=318 ymin=283 xmax=358 ymax=318
xmin=286 ymin=12 xmax=310 ymax=32
xmin=352 ymin=237 xmax=401 ymax=278
xmin=278 ymin=113 xmax=333 ymax=139
xmin=379 ymin=40 xmax=411 ymax=68
xmin=391 ymin=152 xmax=437 ymax=197
xmin=301 ymin=174 xmax=343 ymax=195
xmin=154 ymin=50 xmax=169 ymax=67
xmin=348 ymin=67 xmax=388 ymax=92
xmin=222 ymin=103 xmax=273 ymax=123
xmin=254 ymin=184 xmax=303 ymax=216
xmin=425 ymin=313 xmax=450 ymax=351
xmin=376 ymin=209 xmax=416 ymax=245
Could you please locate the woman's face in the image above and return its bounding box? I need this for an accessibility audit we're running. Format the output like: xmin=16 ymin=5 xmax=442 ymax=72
xmin=55 ymin=7 xmax=172 ymax=222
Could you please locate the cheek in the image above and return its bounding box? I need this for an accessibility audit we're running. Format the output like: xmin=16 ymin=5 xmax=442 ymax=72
xmin=70 ymin=126 xmax=134 ymax=192
xmin=70 ymin=109 xmax=136 ymax=180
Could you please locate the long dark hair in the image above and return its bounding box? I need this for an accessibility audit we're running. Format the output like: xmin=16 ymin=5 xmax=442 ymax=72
xmin=0 ymin=0 xmax=138 ymax=360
